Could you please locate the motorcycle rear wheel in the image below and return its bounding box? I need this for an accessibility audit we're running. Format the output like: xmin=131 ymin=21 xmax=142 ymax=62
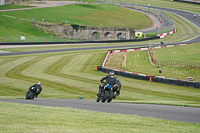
xmin=102 ymin=90 xmax=109 ymax=103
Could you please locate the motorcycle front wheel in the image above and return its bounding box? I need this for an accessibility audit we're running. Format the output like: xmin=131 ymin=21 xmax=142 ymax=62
xmin=96 ymin=95 xmax=100 ymax=102
xmin=26 ymin=91 xmax=34 ymax=100
xmin=107 ymin=91 xmax=114 ymax=103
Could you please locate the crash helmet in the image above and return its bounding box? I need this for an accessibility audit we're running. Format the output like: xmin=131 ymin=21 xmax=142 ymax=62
xmin=37 ymin=82 xmax=41 ymax=85
xmin=109 ymin=71 xmax=115 ymax=76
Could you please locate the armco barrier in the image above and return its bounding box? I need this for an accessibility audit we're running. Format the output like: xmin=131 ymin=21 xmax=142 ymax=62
xmin=157 ymin=27 xmax=176 ymax=38
xmin=173 ymin=0 xmax=200 ymax=4
xmin=97 ymin=66 xmax=200 ymax=89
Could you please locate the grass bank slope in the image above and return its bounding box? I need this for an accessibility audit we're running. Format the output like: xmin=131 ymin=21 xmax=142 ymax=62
xmin=119 ymin=0 xmax=200 ymax=15
xmin=1 ymin=101 xmax=200 ymax=132
xmin=153 ymin=43 xmax=200 ymax=62
xmin=106 ymin=43 xmax=200 ymax=82
xmin=0 ymin=4 xmax=32 ymax=10
xmin=0 ymin=3 xmax=151 ymax=37
xmin=0 ymin=50 xmax=200 ymax=107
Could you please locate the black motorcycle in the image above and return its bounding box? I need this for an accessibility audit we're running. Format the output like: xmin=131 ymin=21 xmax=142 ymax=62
xmin=25 ymin=87 xmax=39 ymax=100
xmin=96 ymin=84 xmax=114 ymax=103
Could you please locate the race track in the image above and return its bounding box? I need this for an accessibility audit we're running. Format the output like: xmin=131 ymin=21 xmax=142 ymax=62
xmin=0 ymin=4 xmax=200 ymax=124
xmin=1 ymin=98 xmax=200 ymax=123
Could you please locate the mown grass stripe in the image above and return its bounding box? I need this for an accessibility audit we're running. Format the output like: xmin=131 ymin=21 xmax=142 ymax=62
xmin=123 ymin=85 xmax=200 ymax=103
xmin=3 ymin=56 xmax=82 ymax=97
xmin=1 ymin=50 xmax=200 ymax=106
xmin=45 ymin=55 xmax=98 ymax=95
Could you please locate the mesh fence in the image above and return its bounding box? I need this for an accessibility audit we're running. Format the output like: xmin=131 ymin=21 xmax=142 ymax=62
xmin=149 ymin=47 xmax=200 ymax=69
xmin=154 ymin=60 xmax=200 ymax=69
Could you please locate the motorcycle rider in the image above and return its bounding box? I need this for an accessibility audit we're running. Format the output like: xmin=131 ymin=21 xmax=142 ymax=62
xmin=113 ymin=77 xmax=122 ymax=99
xmin=28 ymin=82 xmax=42 ymax=98
xmin=97 ymin=71 xmax=116 ymax=96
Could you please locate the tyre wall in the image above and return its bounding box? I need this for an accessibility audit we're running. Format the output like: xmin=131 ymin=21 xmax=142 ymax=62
xmin=96 ymin=66 xmax=200 ymax=89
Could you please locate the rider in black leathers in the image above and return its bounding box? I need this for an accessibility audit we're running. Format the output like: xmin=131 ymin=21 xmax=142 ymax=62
xmin=98 ymin=71 xmax=121 ymax=98
xmin=29 ymin=82 xmax=42 ymax=98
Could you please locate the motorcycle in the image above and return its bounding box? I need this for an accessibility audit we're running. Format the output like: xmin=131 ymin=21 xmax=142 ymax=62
xmin=112 ymin=84 xmax=120 ymax=99
xmin=96 ymin=84 xmax=114 ymax=103
xmin=25 ymin=87 xmax=39 ymax=100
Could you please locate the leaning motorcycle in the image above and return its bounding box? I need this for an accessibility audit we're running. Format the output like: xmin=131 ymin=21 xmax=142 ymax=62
xmin=96 ymin=84 xmax=114 ymax=103
xmin=25 ymin=87 xmax=39 ymax=100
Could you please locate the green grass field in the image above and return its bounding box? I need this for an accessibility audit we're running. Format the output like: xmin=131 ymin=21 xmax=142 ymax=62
xmin=146 ymin=11 xmax=200 ymax=38
xmin=1 ymin=101 xmax=200 ymax=133
xmin=1 ymin=9 xmax=199 ymax=52
xmin=0 ymin=1 xmax=200 ymax=131
xmin=1 ymin=1 xmax=199 ymax=42
xmin=0 ymin=4 xmax=32 ymax=10
xmin=115 ymin=0 xmax=200 ymax=15
xmin=106 ymin=43 xmax=200 ymax=82
xmin=0 ymin=3 xmax=151 ymax=37
xmin=0 ymin=49 xmax=200 ymax=107
xmin=0 ymin=48 xmax=200 ymax=132
xmin=153 ymin=43 xmax=200 ymax=62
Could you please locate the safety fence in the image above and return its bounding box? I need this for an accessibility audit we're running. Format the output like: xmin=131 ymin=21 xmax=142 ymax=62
xmin=154 ymin=60 xmax=200 ymax=69
xmin=149 ymin=45 xmax=200 ymax=69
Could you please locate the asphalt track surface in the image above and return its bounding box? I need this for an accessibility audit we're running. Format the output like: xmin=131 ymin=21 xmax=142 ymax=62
xmin=1 ymin=98 xmax=200 ymax=123
xmin=1 ymin=4 xmax=200 ymax=123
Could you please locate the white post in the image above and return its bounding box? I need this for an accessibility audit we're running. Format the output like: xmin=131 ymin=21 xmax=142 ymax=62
xmin=173 ymin=52 xmax=176 ymax=65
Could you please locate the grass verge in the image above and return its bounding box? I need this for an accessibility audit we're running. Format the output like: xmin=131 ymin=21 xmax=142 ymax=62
xmin=0 ymin=101 xmax=200 ymax=133
xmin=0 ymin=3 xmax=151 ymax=37
xmin=106 ymin=43 xmax=200 ymax=82
xmin=0 ymin=49 xmax=200 ymax=107
xmin=0 ymin=4 xmax=32 ymax=10
xmin=116 ymin=0 xmax=200 ymax=15
xmin=153 ymin=43 xmax=200 ymax=62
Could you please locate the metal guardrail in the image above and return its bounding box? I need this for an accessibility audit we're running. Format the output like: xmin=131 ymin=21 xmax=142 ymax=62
xmin=173 ymin=0 xmax=200 ymax=4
